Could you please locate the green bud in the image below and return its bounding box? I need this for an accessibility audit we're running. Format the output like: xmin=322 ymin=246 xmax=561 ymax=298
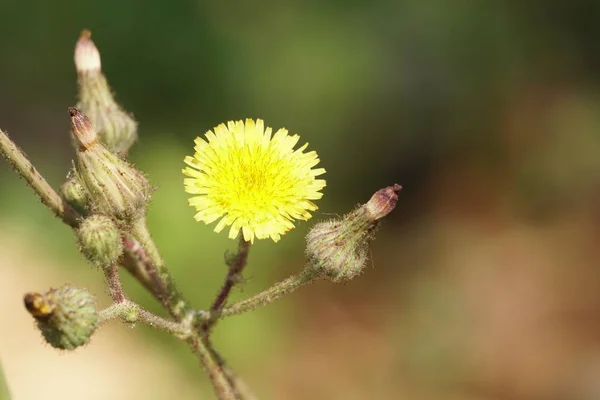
xmin=69 ymin=107 xmax=153 ymax=221
xmin=75 ymin=30 xmax=137 ymax=156
xmin=24 ymin=286 xmax=98 ymax=350
xmin=305 ymin=184 xmax=401 ymax=283
xmin=77 ymin=215 xmax=123 ymax=267
xmin=122 ymin=302 xmax=140 ymax=324
xmin=59 ymin=169 xmax=89 ymax=215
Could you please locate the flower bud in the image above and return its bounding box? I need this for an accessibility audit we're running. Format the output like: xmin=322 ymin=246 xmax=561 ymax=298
xmin=59 ymin=169 xmax=89 ymax=215
xmin=77 ymin=215 xmax=123 ymax=267
xmin=24 ymin=286 xmax=98 ymax=350
xmin=69 ymin=107 xmax=152 ymax=221
xmin=305 ymin=184 xmax=402 ymax=283
xmin=75 ymin=30 xmax=138 ymax=156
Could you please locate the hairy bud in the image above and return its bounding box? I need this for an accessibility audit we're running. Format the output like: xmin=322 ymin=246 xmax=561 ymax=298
xmin=77 ymin=215 xmax=123 ymax=267
xmin=305 ymin=184 xmax=402 ymax=283
xmin=69 ymin=107 xmax=152 ymax=221
xmin=59 ymin=169 xmax=89 ymax=215
xmin=75 ymin=30 xmax=138 ymax=156
xmin=24 ymin=286 xmax=98 ymax=350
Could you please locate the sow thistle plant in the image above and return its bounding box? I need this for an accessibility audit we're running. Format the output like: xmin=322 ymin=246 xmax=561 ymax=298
xmin=0 ymin=30 xmax=401 ymax=400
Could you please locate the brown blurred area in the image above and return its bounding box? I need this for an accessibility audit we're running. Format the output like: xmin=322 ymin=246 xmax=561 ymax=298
xmin=262 ymin=89 xmax=600 ymax=400
xmin=3 ymin=1 xmax=600 ymax=399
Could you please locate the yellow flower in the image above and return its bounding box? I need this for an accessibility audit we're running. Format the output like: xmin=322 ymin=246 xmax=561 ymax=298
xmin=183 ymin=119 xmax=326 ymax=243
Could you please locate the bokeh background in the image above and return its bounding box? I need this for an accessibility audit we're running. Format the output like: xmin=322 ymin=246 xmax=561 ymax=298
xmin=2 ymin=1 xmax=600 ymax=399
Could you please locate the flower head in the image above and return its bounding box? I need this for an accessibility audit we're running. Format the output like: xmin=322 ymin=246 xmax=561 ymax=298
xmin=75 ymin=30 xmax=138 ymax=156
xmin=305 ymin=184 xmax=402 ymax=282
xmin=183 ymin=119 xmax=326 ymax=243
xmin=24 ymin=285 xmax=98 ymax=350
xmin=69 ymin=107 xmax=152 ymax=220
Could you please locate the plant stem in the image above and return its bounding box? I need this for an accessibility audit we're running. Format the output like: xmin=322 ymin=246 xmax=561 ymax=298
xmin=121 ymin=233 xmax=172 ymax=305
xmin=0 ymin=128 xmax=242 ymax=399
xmin=203 ymin=237 xmax=251 ymax=333
xmin=104 ymin=263 xmax=126 ymax=303
xmin=130 ymin=217 xmax=190 ymax=320
xmin=207 ymin=341 xmax=258 ymax=400
xmin=0 ymin=130 xmax=80 ymax=227
xmin=127 ymin=218 xmax=239 ymax=399
xmin=220 ymin=269 xmax=319 ymax=317
xmin=98 ymin=303 xmax=121 ymax=323
xmin=98 ymin=301 xmax=192 ymax=338
xmin=187 ymin=336 xmax=237 ymax=400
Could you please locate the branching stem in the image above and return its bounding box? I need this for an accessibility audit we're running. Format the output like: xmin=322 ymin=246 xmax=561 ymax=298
xmin=129 ymin=217 xmax=190 ymax=320
xmin=0 ymin=128 xmax=239 ymax=400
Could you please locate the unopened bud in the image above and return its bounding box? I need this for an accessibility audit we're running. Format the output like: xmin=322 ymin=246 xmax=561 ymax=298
xmin=364 ymin=184 xmax=402 ymax=220
xmin=75 ymin=30 xmax=138 ymax=156
xmin=24 ymin=286 xmax=98 ymax=350
xmin=122 ymin=302 xmax=140 ymax=324
xmin=77 ymin=215 xmax=123 ymax=267
xmin=305 ymin=184 xmax=402 ymax=283
xmin=59 ymin=169 xmax=89 ymax=215
xmin=69 ymin=107 xmax=152 ymax=221
xmin=74 ymin=30 xmax=101 ymax=74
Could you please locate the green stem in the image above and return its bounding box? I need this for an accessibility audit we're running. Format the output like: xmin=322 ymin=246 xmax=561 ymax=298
xmin=98 ymin=303 xmax=122 ymax=324
xmin=98 ymin=301 xmax=192 ymax=337
xmin=220 ymin=269 xmax=319 ymax=317
xmin=0 ymin=127 xmax=241 ymax=399
xmin=129 ymin=217 xmax=190 ymax=320
xmin=0 ymin=129 xmax=80 ymax=227
xmin=127 ymin=218 xmax=239 ymax=399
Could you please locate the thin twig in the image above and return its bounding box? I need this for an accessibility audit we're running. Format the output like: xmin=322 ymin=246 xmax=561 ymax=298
xmin=104 ymin=263 xmax=126 ymax=303
xmin=101 ymin=263 xmax=192 ymax=338
xmin=187 ymin=336 xmax=237 ymax=400
xmin=98 ymin=301 xmax=192 ymax=338
xmin=220 ymin=269 xmax=319 ymax=318
xmin=98 ymin=302 xmax=122 ymax=324
xmin=207 ymin=340 xmax=258 ymax=400
xmin=121 ymin=234 xmax=172 ymax=305
xmin=203 ymin=237 xmax=251 ymax=333
xmin=0 ymin=130 xmax=80 ymax=227
xmin=130 ymin=217 xmax=190 ymax=320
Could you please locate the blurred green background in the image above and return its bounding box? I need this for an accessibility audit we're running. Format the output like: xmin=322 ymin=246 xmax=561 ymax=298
xmin=3 ymin=1 xmax=600 ymax=399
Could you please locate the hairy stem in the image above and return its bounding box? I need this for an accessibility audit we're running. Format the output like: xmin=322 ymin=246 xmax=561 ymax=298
xmin=187 ymin=336 xmax=237 ymax=400
xmin=121 ymin=233 xmax=172 ymax=306
xmin=0 ymin=130 xmax=80 ymax=227
xmin=98 ymin=301 xmax=192 ymax=337
xmin=204 ymin=237 xmax=251 ymax=333
xmin=0 ymin=128 xmax=242 ymax=399
xmin=97 ymin=303 xmax=122 ymax=324
xmin=207 ymin=341 xmax=258 ymax=400
xmin=130 ymin=217 xmax=190 ymax=320
xmin=220 ymin=269 xmax=319 ymax=317
xmin=127 ymin=218 xmax=239 ymax=399
xmin=104 ymin=263 xmax=126 ymax=303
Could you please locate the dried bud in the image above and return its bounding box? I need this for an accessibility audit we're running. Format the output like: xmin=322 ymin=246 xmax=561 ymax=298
xmin=69 ymin=107 xmax=152 ymax=221
xmin=75 ymin=30 xmax=138 ymax=156
xmin=24 ymin=286 xmax=98 ymax=350
xmin=59 ymin=169 xmax=89 ymax=215
xmin=77 ymin=215 xmax=123 ymax=267
xmin=305 ymin=184 xmax=402 ymax=283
